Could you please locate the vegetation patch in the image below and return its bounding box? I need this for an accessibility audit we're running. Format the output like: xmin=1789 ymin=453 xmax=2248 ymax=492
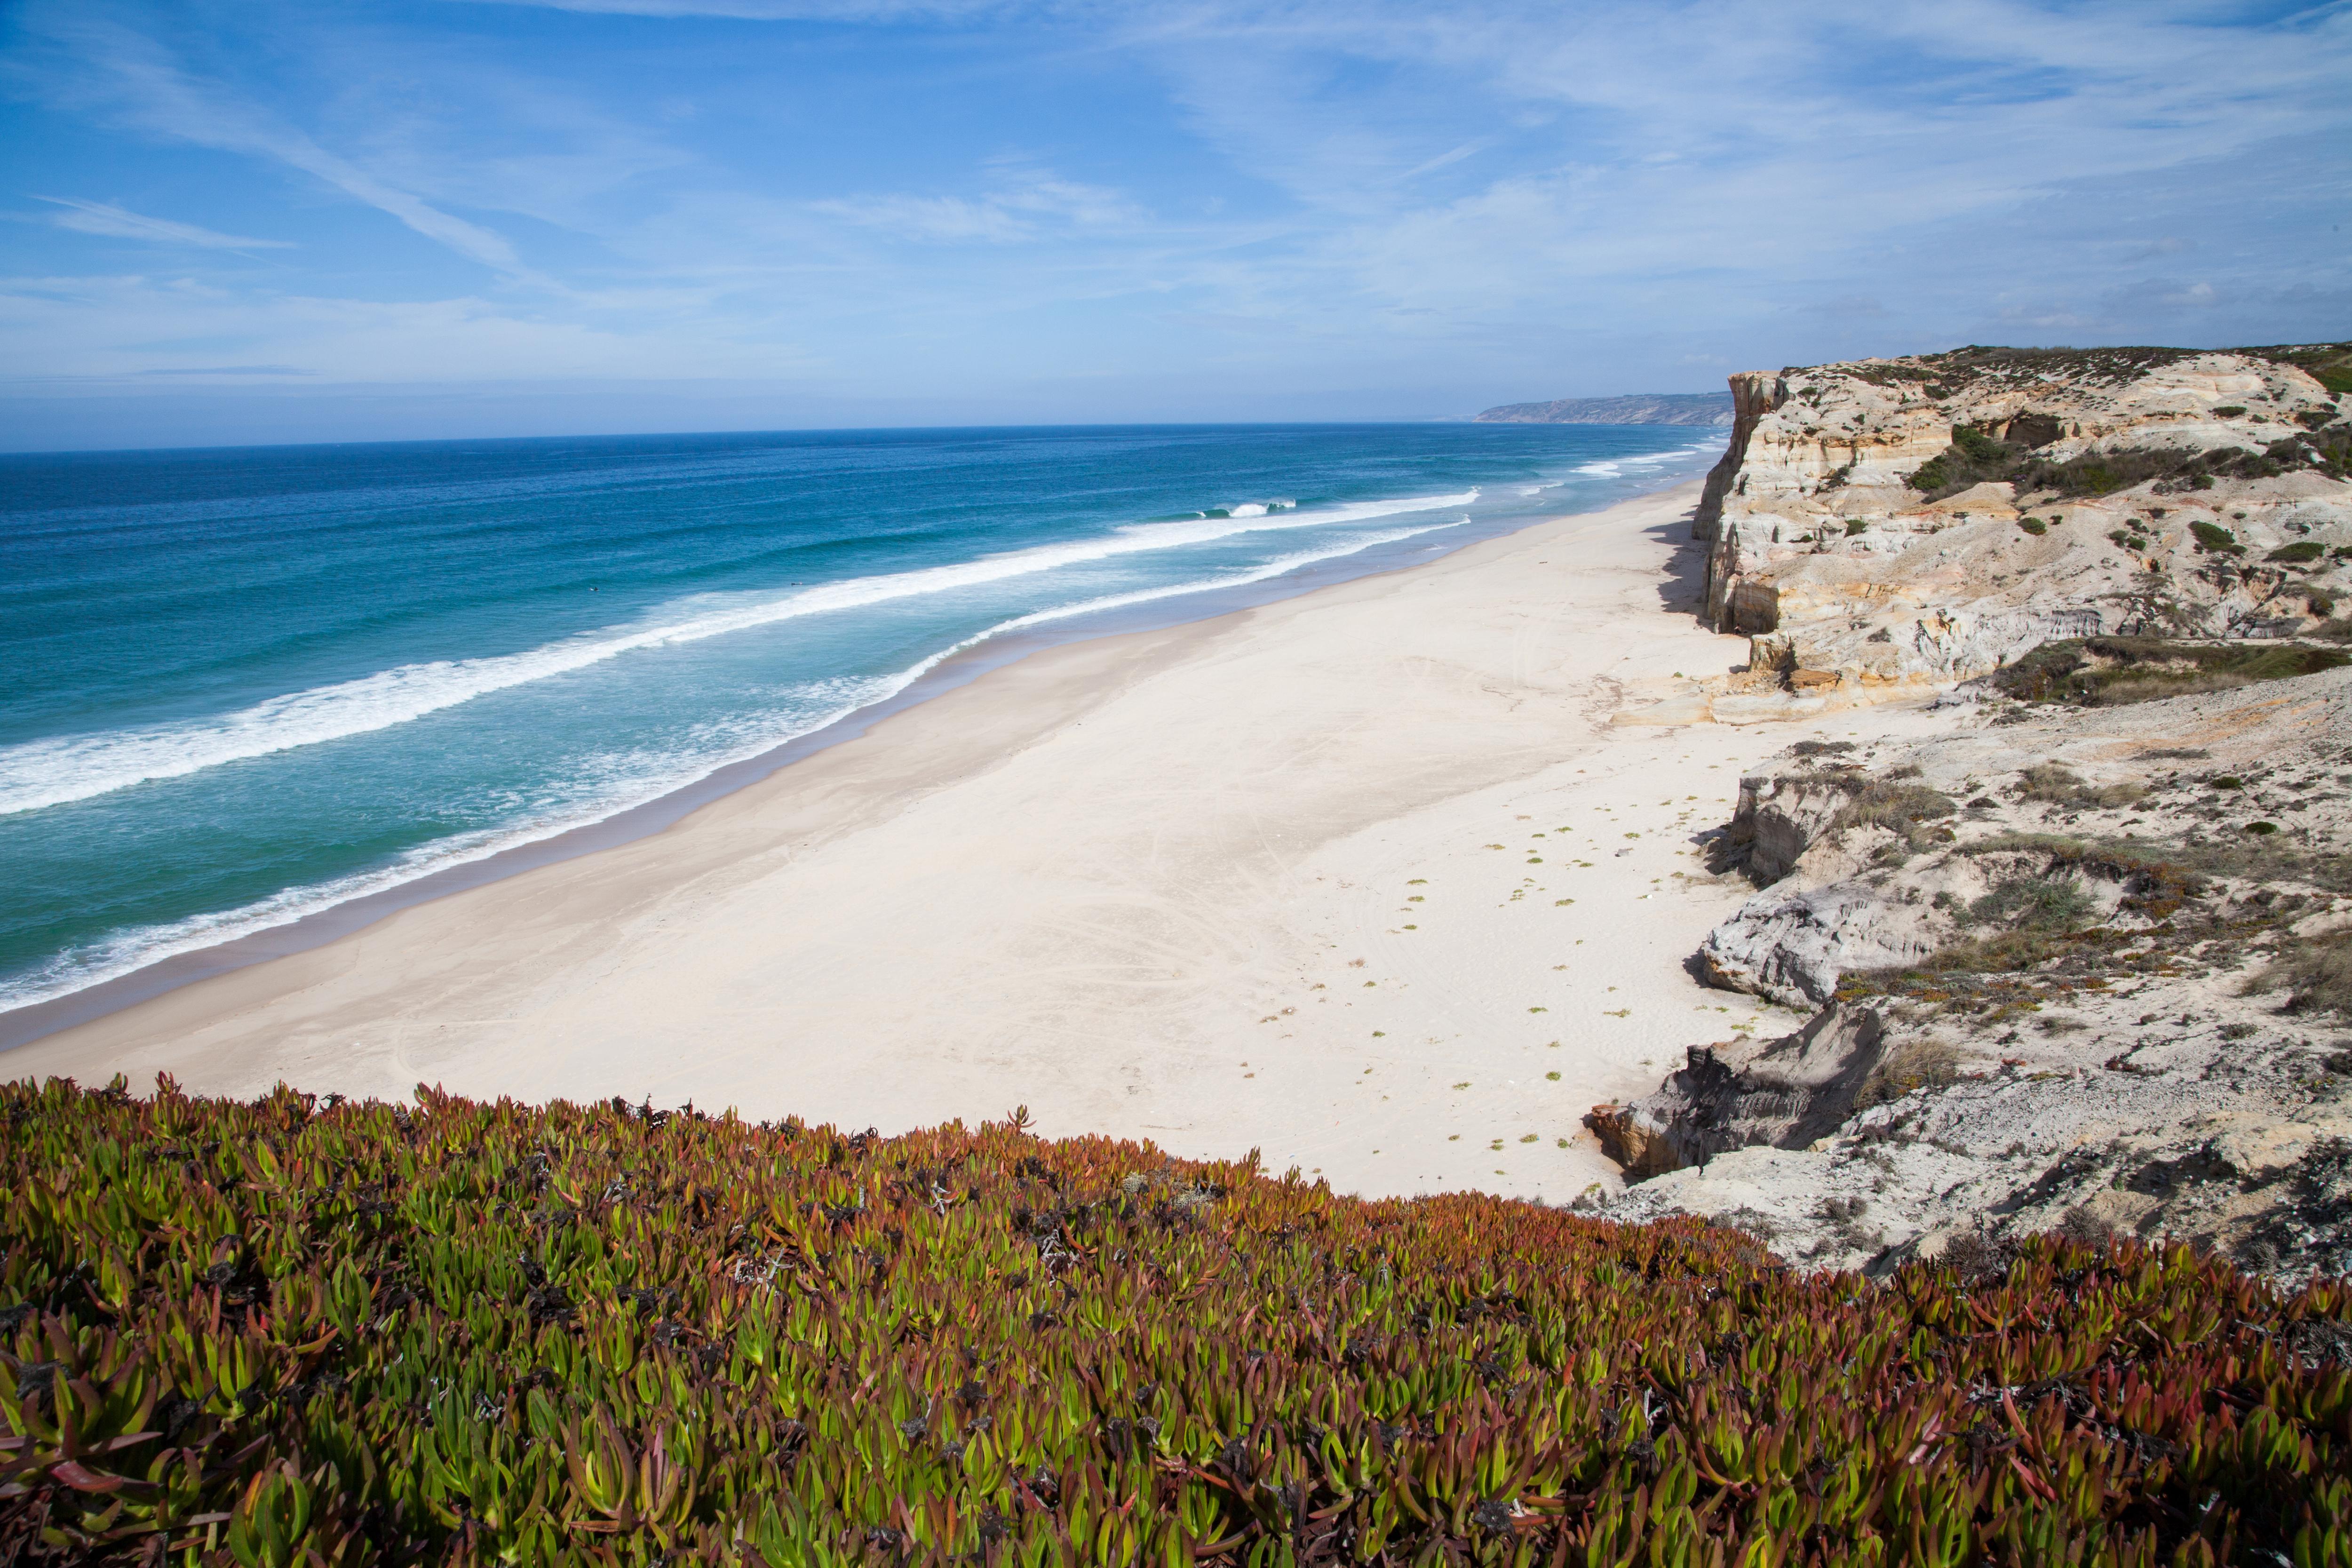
xmin=1851 ymin=1036 xmax=1969 ymax=1109
xmin=1907 ymin=345 xmax=2196 ymax=388
xmin=1990 ymin=637 xmax=2351 ymax=707
xmin=2018 ymin=763 xmax=2145 ymax=811
xmin=1842 ymin=827 xmax=2351 ymax=1021
xmin=7 ymin=1079 xmax=2352 ymax=1566
xmin=2241 ymin=340 xmax=2352 ymax=397
xmin=1827 ymin=779 xmax=1956 ymax=835
xmin=1907 ymin=426 xmax=2348 ymax=503
xmin=1966 ymin=873 xmax=2099 ymax=932
xmin=2245 ymin=927 xmax=2352 ymax=1017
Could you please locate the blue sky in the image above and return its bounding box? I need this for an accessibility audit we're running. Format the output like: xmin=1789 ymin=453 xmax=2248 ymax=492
xmin=2 ymin=0 xmax=2347 ymax=449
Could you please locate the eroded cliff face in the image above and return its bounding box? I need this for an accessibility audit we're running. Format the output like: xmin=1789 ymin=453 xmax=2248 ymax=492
xmin=1585 ymin=342 xmax=2352 ymax=1285
xmin=1585 ymin=669 xmax=2352 ymax=1282
xmin=1689 ymin=345 xmax=2352 ymax=697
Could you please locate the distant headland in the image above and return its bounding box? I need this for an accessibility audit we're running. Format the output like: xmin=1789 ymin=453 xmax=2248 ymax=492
xmin=1474 ymin=390 xmax=1735 ymax=425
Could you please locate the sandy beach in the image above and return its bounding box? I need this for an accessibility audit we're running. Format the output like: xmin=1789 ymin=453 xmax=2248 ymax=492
xmin=5 ymin=479 xmax=1946 ymax=1201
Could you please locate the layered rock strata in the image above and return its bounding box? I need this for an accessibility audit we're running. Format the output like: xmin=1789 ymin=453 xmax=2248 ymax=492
xmin=1677 ymin=344 xmax=2352 ymax=704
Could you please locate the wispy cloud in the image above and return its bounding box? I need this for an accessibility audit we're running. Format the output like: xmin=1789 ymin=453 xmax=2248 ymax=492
xmin=472 ymin=0 xmax=1009 ymax=16
xmin=1 ymin=0 xmax=2345 ymax=443
xmin=815 ymin=169 xmax=1144 ymax=243
xmin=32 ymin=196 xmax=294 ymax=250
xmin=136 ymin=363 xmax=313 ymax=375
xmin=24 ymin=11 xmax=548 ymax=284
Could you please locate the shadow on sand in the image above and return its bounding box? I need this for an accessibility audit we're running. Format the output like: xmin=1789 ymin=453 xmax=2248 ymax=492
xmin=1646 ymin=509 xmax=1711 ymax=618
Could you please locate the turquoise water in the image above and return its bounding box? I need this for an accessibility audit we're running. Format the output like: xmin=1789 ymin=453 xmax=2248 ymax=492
xmin=0 ymin=423 xmax=1718 ymax=1013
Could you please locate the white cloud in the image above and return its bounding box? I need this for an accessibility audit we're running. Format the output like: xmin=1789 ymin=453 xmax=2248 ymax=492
xmin=33 ymin=196 xmax=294 ymax=250
xmin=813 ymin=170 xmax=1145 ymax=244
xmin=25 ymin=12 xmax=548 ymax=284
xmin=811 ymin=193 xmax=1035 ymax=242
xmin=4 ymin=0 xmax=2345 ymax=425
xmin=470 ymin=0 xmax=1007 ymax=15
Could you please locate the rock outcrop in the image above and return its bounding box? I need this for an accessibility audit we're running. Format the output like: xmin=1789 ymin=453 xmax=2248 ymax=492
xmin=1588 ymin=663 xmax=2352 ymax=1282
xmin=1685 ymin=344 xmax=2352 ymax=692
xmin=1586 ymin=1006 xmax=1885 ymax=1177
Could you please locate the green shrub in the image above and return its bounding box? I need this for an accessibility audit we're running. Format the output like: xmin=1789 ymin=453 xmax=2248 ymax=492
xmin=1907 ymin=424 xmax=2025 ymax=498
xmin=1967 ymin=874 xmax=2098 ymax=931
xmin=1992 ymin=637 xmax=2351 ymax=707
xmin=2241 ymin=341 xmax=2352 ymax=395
xmin=2213 ymin=406 xmax=2248 ymax=418
xmin=2269 ymin=541 xmax=2326 ymax=564
xmin=2191 ymin=521 xmax=2239 ymax=553
xmin=4 ymin=1077 xmax=2352 ymax=1565
xmin=2016 ymin=517 xmax=2047 ymax=536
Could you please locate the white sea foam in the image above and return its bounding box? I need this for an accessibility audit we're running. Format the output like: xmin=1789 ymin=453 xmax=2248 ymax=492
xmin=0 ymin=518 xmax=1462 ymax=1012
xmin=0 ymin=489 xmax=1476 ymax=818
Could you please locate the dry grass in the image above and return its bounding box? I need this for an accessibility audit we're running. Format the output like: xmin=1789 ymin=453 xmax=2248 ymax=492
xmin=1831 ymin=779 xmax=1957 ymax=834
xmin=1854 ymin=1036 xmax=1971 ymax=1109
xmin=2245 ymin=928 xmax=2352 ymax=1017
xmin=2018 ymin=763 xmax=2146 ymax=810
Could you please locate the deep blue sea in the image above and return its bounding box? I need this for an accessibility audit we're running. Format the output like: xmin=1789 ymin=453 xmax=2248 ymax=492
xmin=0 ymin=423 xmax=1720 ymax=1014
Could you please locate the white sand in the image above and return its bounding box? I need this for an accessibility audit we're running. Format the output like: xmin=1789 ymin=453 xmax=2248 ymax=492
xmin=6 ymin=481 xmax=1938 ymax=1201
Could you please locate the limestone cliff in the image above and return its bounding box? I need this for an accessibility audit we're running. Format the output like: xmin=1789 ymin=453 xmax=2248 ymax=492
xmin=1688 ymin=344 xmax=2352 ymax=696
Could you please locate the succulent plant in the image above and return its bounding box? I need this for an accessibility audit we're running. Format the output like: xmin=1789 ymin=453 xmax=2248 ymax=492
xmin=1 ymin=1075 xmax=2349 ymax=1565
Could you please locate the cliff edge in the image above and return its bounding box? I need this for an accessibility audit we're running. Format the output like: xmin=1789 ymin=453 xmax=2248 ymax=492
xmin=1682 ymin=343 xmax=2352 ymax=706
xmin=1580 ymin=340 xmax=2352 ymax=1284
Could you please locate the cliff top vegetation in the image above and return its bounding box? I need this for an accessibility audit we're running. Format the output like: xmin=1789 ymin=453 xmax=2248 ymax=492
xmin=6 ymin=1076 xmax=2352 ymax=1565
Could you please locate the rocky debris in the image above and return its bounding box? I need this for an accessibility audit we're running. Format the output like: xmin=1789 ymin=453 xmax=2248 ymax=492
xmin=1682 ymin=343 xmax=2352 ymax=697
xmin=1586 ymin=665 xmax=2352 ymax=1284
xmin=1585 ymin=1006 xmax=1883 ymax=1177
xmin=1698 ymin=667 xmax=2352 ymax=1008
xmin=1586 ymin=980 xmax=2352 ymax=1288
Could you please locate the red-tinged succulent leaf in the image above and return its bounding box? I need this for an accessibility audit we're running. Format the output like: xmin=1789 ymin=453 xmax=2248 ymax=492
xmin=46 ymin=1460 xmax=126 ymax=1492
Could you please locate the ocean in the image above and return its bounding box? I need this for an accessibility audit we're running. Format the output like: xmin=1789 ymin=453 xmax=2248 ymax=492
xmin=0 ymin=422 xmax=1720 ymax=1021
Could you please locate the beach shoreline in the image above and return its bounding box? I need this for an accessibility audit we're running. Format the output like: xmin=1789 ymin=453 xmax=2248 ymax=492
xmin=1 ymin=461 xmax=1707 ymax=1050
xmin=4 ymin=477 xmax=1948 ymax=1201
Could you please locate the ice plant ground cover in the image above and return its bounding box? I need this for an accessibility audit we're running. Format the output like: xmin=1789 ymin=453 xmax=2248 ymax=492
xmin=2 ymin=1078 xmax=2350 ymax=1566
